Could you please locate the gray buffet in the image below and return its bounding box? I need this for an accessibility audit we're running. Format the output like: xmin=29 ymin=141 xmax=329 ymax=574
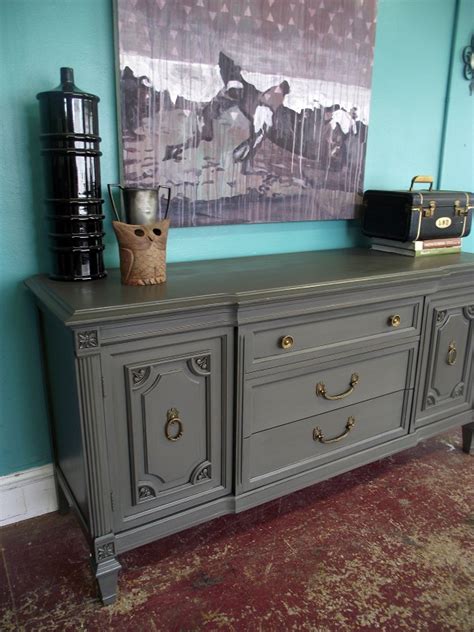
xmin=25 ymin=248 xmax=474 ymax=604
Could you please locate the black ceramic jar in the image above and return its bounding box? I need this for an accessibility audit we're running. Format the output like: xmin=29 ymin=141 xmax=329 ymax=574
xmin=37 ymin=67 xmax=106 ymax=280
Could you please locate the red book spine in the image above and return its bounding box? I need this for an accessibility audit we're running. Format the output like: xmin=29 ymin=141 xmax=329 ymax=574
xmin=422 ymin=238 xmax=462 ymax=249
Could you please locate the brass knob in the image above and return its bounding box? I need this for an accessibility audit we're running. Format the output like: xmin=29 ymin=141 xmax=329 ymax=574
xmin=280 ymin=335 xmax=294 ymax=350
xmin=389 ymin=314 xmax=401 ymax=328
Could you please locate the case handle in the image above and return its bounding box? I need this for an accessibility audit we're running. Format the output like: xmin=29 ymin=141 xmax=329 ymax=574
xmin=409 ymin=175 xmax=433 ymax=191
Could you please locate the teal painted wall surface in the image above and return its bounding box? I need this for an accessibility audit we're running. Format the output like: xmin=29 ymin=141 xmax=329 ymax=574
xmin=0 ymin=0 xmax=472 ymax=476
xmin=439 ymin=0 xmax=474 ymax=192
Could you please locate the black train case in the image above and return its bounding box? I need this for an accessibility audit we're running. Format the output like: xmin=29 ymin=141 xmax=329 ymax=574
xmin=362 ymin=176 xmax=473 ymax=242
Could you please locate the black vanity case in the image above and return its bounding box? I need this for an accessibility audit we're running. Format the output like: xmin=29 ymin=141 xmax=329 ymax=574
xmin=362 ymin=176 xmax=473 ymax=242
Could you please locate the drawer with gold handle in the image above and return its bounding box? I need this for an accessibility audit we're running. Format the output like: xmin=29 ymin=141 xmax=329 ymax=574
xmin=245 ymin=390 xmax=410 ymax=487
xmin=246 ymin=298 xmax=421 ymax=372
xmin=316 ymin=373 xmax=359 ymax=400
xmin=245 ymin=343 xmax=415 ymax=437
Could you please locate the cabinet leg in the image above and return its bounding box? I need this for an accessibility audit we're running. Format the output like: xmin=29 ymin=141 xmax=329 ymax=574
xmin=92 ymin=556 xmax=122 ymax=605
xmin=462 ymin=422 xmax=474 ymax=455
xmin=92 ymin=535 xmax=121 ymax=605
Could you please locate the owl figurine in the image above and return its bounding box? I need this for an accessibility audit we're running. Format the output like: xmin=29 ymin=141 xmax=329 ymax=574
xmin=112 ymin=220 xmax=170 ymax=286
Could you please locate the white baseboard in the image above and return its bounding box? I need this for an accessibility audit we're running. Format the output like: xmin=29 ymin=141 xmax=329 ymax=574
xmin=0 ymin=464 xmax=58 ymax=527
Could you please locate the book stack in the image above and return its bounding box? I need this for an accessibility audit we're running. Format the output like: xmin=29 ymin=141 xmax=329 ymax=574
xmin=371 ymin=237 xmax=462 ymax=257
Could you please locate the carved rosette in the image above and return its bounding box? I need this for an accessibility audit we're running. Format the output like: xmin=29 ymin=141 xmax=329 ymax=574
xmin=138 ymin=485 xmax=156 ymax=501
xmin=188 ymin=355 xmax=211 ymax=376
xmin=451 ymin=382 xmax=465 ymax=398
xmin=436 ymin=310 xmax=447 ymax=326
xmin=96 ymin=542 xmax=115 ymax=561
xmin=463 ymin=305 xmax=474 ymax=320
xmin=425 ymin=392 xmax=437 ymax=408
xmin=131 ymin=366 xmax=151 ymax=388
xmin=191 ymin=461 xmax=212 ymax=484
xmin=76 ymin=330 xmax=99 ymax=351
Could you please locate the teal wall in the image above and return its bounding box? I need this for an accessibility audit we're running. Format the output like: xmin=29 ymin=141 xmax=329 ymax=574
xmin=439 ymin=0 xmax=474 ymax=190
xmin=0 ymin=0 xmax=472 ymax=477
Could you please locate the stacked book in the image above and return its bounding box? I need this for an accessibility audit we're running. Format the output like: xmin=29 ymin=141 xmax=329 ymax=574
xmin=371 ymin=237 xmax=462 ymax=257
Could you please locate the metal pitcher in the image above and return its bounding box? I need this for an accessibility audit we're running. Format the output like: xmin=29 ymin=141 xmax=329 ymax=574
xmin=107 ymin=184 xmax=171 ymax=225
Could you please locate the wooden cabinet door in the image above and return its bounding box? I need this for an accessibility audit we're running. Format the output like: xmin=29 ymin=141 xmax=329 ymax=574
xmin=102 ymin=331 xmax=232 ymax=531
xmin=416 ymin=300 xmax=474 ymax=427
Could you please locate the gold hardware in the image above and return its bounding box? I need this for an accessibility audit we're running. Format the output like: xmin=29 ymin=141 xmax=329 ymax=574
xmin=454 ymin=199 xmax=468 ymax=217
xmin=409 ymin=175 xmax=433 ymax=191
xmin=447 ymin=341 xmax=457 ymax=366
xmin=280 ymin=335 xmax=294 ymax=350
xmin=389 ymin=314 xmax=401 ymax=328
xmin=424 ymin=200 xmax=436 ymax=218
xmin=165 ymin=408 xmax=184 ymax=441
xmin=313 ymin=416 xmax=356 ymax=444
xmin=435 ymin=216 xmax=452 ymax=228
xmin=412 ymin=200 xmax=436 ymax=219
xmin=316 ymin=373 xmax=359 ymax=401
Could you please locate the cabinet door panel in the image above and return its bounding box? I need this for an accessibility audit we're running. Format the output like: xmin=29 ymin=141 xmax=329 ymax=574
xmin=139 ymin=362 xmax=206 ymax=487
xmin=429 ymin=311 xmax=469 ymax=401
xmin=417 ymin=301 xmax=474 ymax=426
xmin=103 ymin=333 xmax=231 ymax=531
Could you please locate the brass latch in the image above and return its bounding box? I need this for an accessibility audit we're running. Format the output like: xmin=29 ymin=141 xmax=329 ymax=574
xmin=425 ymin=201 xmax=436 ymax=218
xmin=454 ymin=200 xmax=469 ymax=217
xmin=411 ymin=200 xmax=436 ymax=218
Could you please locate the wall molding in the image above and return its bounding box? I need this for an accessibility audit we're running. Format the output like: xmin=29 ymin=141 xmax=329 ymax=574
xmin=0 ymin=464 xmax=57 ymax=527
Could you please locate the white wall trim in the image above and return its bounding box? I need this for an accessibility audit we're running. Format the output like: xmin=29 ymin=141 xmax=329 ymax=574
xmin=0 ymin=464 xmax=58 ymax=527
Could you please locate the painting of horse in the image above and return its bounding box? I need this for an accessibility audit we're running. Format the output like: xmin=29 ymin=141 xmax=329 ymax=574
xmin=116 ymin=0 xmax=377 ymax=226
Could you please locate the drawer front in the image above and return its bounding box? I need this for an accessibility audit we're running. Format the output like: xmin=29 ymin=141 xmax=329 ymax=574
xmin=416 ymin=300 xmax=474 ymax=427
xmin=245 ymin=298 xmax=421 ymax=372
xmin=243 ymin=344 xmax=416 ymax=437
xmin=243 ymin=390 xmax=411 ymax=490
xmin=103 ymin=332 xmax=232 ymax=531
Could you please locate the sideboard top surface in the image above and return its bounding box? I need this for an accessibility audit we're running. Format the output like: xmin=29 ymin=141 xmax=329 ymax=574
xmin=25 ymin=248 xmax=474 ymax=325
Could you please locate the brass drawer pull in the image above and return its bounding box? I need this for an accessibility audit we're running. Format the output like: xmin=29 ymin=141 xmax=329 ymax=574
xmin=313 ymin=416 xmax=356 ymax=444
xmin=316 ymin=373 xmax=359 ymax=400
xmin=389 ymin=314 xmax=401 ymax=328
xmin=280 ymin=335 xmax=294 ymax=350
xmin=447 ymin=341 xmax=457 ymax=366
xmin=165 ymin=408 xmax=184 ymax=441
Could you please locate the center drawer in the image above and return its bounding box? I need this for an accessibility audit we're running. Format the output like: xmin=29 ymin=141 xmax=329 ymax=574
xmin=242 ymin=343 xmax=416 ymax=437
xmin=243 ymin=389 xmax=411 ymax=490
xmin=244 ymin=297 xmax=421 ymax=372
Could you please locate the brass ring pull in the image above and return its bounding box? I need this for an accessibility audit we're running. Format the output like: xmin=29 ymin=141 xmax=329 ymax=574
xmin=165 ymin=408 xmax=183 ymax=442
xmin=389 ymin=314 xmax=401 ymax=328
xmin=313 ymin=416 xmax=356 ymax=444
xmin=280 ymin=335 xmax=294 ymax=350
xmin=316 ymin=373 xmax=359 ymax=400
xmin=447 ymin=341 xmax=457 ymax=366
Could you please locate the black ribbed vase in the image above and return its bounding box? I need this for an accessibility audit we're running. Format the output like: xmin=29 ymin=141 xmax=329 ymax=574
xmin=37 ymin=67 xmax=106 ymax=280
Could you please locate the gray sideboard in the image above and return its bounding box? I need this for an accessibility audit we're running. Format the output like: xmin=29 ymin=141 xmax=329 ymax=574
xmin=25 ymin=248 xmax=474 ymax=604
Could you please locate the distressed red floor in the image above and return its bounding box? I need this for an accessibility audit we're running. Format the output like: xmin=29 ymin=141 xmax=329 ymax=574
xmin=1 ymin=429 xmax=473 ymax=632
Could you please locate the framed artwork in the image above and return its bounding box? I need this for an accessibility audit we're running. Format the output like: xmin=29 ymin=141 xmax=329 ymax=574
xmin=116 ymin=0 xmax=377 ymax=226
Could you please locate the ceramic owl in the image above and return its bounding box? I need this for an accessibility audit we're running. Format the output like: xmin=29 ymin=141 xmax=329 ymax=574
xmin=112 ymin=220 xmax=170 ymax=286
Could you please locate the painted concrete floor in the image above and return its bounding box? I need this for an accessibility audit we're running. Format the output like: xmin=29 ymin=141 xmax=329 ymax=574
xmin=0 ymin=429 xmax=473 ymax=632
